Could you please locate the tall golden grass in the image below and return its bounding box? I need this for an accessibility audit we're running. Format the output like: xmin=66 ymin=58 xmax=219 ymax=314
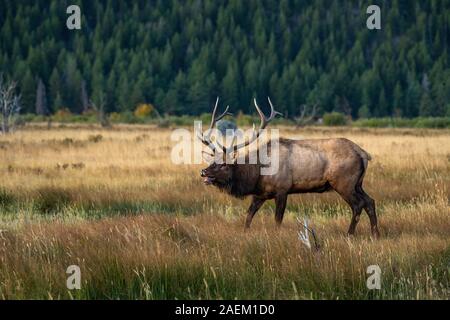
xmin=0 ymin=124 xmax=449 ymax=299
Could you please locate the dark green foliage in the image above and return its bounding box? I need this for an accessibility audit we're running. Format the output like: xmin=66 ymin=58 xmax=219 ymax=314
xmin=353 ymin=117 xmax=450 ymax=128
xmin=323 ymin=112 xmax=348 ymax=126
xmin=0 ymin=189 xmax=15 ymax=209
xmin=18 ymin=112 xmax=449 ymax=129
xmin=34 ymin=187 xmax=72 ymax=215
xmin=0 ymin=1 xmax=449 ymax=118
xmin=358 ymin=105 xmax=371 ymax=119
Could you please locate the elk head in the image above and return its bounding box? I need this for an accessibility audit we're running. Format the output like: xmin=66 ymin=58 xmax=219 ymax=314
xmin=198 ymin=97 xmax=281 ymax=187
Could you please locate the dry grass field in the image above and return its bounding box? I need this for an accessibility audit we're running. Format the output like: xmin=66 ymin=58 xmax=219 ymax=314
xmin=0 ymin=124 xmax=449 ymax=299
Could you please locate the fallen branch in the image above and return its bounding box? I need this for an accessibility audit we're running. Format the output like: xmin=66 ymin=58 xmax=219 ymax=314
xmin=297 ymin=217 xmax=320 ymax=251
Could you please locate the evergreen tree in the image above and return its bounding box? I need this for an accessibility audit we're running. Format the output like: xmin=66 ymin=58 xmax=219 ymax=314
xmin=405 ymin=73 xmax=422 ymax=117
xmin=393 ymin=82 xmax=403 ymax=117
xmin=49 ymin=68 xmax=61 ymax=111
xmin=53 ymin=92 xmax=63 ymax=111
xmin=419 ymin=91 xmax=434 ymax=117
xmin=80 ymin=80 xmax=89 ymax=113
xmin=20 ymin=70 xmax=35 ymax=113
xmin=63 ymin=56 xmax=83 ymax=113
xmin=35 ymin=78 xmax=48 ymax=116
xmin=358 ymin=105 xmax=371 ymax=119
xmin=221 ymin=58 xmax=239 ymax=109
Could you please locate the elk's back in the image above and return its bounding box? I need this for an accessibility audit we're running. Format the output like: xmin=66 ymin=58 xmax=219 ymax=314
xmin=258 ymin=138 xmax=368 ymax=195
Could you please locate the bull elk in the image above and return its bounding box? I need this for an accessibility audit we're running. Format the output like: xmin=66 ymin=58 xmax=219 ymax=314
xmin=198 ymin=98 xmax=379 ymax=238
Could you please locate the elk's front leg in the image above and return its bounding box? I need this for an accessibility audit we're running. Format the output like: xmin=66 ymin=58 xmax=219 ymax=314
xmin=274 ymin=193 xmax=288 ymax=226
xmin=245 ymin=196 xmax=266 ymax=229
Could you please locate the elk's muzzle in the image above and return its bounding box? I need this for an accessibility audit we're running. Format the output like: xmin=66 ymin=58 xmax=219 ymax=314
xmin=201 ymin=169 xmax=215 ymax=185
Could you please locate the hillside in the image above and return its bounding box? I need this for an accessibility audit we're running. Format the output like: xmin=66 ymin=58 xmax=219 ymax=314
xmin=0 ymin=0 xmax=449 ymax=118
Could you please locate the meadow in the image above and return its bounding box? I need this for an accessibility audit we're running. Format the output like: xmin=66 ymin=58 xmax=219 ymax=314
xmin=0 ymin=124 xmax=449 ymax=299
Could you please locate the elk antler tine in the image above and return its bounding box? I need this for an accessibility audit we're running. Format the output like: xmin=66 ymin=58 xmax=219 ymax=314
xmin=215 ymin=105 xmax=232 ymax=122
xmin=197 ymin=131 xmax=213 ymax=148
xmin=199 ymin=97 xmax=238 ymax=154
xmin=196 ymin=131 xmax=205 ymax=142
xmin=230 ymin=134 xmax=237 ymax=152
xmin=231 ymin=97 xmax=280 ymax=153
xmin=267 ymin=96 xmax=273 ymax=107
xmin=267 ymin=97 xmax=283 ymax=117
xmin=209 ymin=97 xmax=220 ymax=129
xmin=214 ymin=133 xmax=235 ymax=155
xmin=253 ymin=98 xmax=266 ymax=121
xmin=202 ymin=150 xmax=214 ymax=157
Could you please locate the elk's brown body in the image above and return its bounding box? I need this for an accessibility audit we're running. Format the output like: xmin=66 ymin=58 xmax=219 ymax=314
xmin=199 ymin=98 xmax=379 ymax=238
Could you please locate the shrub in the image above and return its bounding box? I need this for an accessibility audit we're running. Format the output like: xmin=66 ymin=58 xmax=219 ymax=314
xmin=323 ymin=112 xmax=348 ymax=126
xmin=134 ymin=103 xmax=154 ymax=118
xmin=0 ymin=189 xmax=15 ymax=209
xmin=236 ymin=111 xmax=255 ymax=126
xmin=82 ymin=108 xmax=97 ymax=117
xmin=198 ymin=113 xmax=213 ymax=125
xmin=109 ymin=111 xmax=141 ymax=124
xmin=20 ymin=113 xmax=47 ymax=122
xmin=109 ymin=112 xmax=122 ymax=123
xmin=157 ymin=118 xmax=171 ymax=128
xmin=34 ymin=187 xmax=72 ymax=215
xmin=353 ymin=117 xmax=450 ymax=128
xmin=71 ymin=114 xmax=97 ymax=123
xmin=52 ymin=108 xmax=73 ymax=122
xmin=358 ymin=105 xmax=371 ymax=119
xmin=353 ymin=118 xmax=394 ymax=128
xmin=169 ymin=115 xmax=194 ymax=126
xmin=88 ymin=134 xmax=103 ymax=143
xmin=414 ymin=117 xmax=450 ymax=129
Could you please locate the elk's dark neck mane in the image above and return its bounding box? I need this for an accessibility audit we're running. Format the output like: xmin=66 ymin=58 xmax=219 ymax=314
xmin=225 ymin=163 xmax=260 ymax=198
xmin=213 ymin=145 xmax=276 ymax=198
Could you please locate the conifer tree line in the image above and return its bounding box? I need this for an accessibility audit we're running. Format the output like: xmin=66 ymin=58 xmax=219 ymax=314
xmin=0 ymin=0 xmax=449 ymax=118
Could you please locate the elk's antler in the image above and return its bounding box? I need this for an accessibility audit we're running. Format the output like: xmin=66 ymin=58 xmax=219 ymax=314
xmin=219 ymin=97 xmax=282 ymax=153
xmin=197 ymin=97 xmax=232 ymax=152
xmin=198 ymin=97 xmax=282 ymax=157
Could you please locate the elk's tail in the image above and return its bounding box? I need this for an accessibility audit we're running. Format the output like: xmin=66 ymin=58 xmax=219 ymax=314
xmin=353 ymin=144 xmax=372 ymax=170
xmin=352 ymin=143 xmax=372 ymax=193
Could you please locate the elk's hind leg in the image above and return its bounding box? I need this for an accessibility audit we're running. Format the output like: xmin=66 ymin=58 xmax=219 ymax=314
xmin=333 ymin=186 xmax=365 ymax=236
xmin=346 ymin=193 xmax=365 ymax=236
xmin=357 ymin=186 xmax=380 ymax=238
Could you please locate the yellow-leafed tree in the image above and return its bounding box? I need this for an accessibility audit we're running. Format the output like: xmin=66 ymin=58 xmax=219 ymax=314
xmin=134 ymin=103 xmax=154 ymax=118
